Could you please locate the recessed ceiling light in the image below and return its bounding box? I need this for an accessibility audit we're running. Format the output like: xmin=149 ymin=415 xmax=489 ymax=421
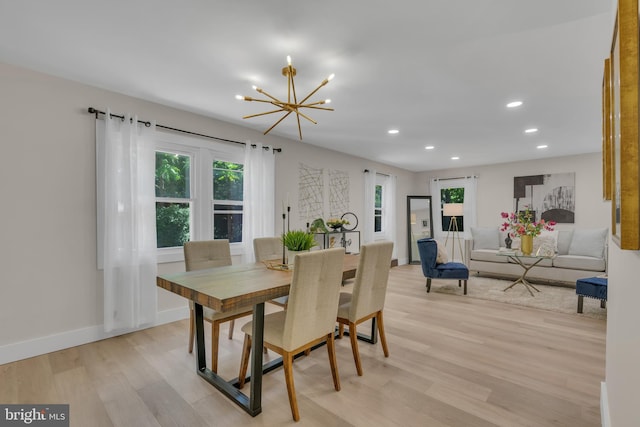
xmin=424 ymin=145 xmax=435 ymax=150
xmin=507 ymin=101 xmax=523 ymax=108
xmin=524 ymin=128 xmax=538 ymax=134
xmin=451 ymin=156 xmax=460 ymax=160
xmin=537 ymin=144 xmax=548 ymax=149
xmin=388 ymin=129 xmax=399 ymax=134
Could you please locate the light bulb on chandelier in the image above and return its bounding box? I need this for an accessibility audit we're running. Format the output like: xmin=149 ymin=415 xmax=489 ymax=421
xmin=236 ymin=56 xmax=335 ymax=140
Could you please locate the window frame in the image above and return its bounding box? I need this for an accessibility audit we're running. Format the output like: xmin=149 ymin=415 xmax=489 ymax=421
xmin=155 ymin=131 xmax=245 ymax=263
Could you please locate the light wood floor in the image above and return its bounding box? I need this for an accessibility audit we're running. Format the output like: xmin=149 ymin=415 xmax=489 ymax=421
xmin=0 ymin=264 xmax=606 ymax=427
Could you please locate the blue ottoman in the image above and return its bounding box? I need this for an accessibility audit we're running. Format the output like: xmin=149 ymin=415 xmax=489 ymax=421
xmin=576 ymin=277 xmax=607 ymax=313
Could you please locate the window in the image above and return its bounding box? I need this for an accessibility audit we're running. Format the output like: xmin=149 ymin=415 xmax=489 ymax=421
xmin=440 ymin=187 xmax=465 ymax=232
xmin=155 ymin=151 xmax=192 ymax=248
xmin=374 ymin=184 xmax=383 ymax=232
xmin=212 ymin=161 xmax=243 ymax=243
xmin=155 ymin=132 xmax=245 ymax=261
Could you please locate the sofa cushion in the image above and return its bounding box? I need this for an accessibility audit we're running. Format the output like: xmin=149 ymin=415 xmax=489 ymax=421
xmin=553 ymin=255 xmax=606 ymax=272
xmin=471 ymin=249 xmax=509 ymax=263
xmin=471 ymin=227 xmax=500 ymax=250
xmin=568 ymin=228 xmax=608 ymax=258
xmin=557 ymin=230 xmax=574 ymax=255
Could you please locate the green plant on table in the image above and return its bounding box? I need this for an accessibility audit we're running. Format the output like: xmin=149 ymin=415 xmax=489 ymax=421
xmin=282 ymin=230 xmax=318 ymax=251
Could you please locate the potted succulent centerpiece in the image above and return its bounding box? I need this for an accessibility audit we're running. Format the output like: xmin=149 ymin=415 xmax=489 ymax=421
xmin=282 ymin=230 xmax=318 ymax=268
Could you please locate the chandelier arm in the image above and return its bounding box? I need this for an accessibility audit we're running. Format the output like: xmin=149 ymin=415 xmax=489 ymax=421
xmin=295 ymin=110 xmax=318 ymax=124
xmin=289 ymin=68 xmax=298 ymax=105
xmin=263 ymin=111 xmax=294 ymax=135
xmin=299 ymin=105 xmax=335 ymax=111
xmin=295 ymin=112 xmax=303 ymax=140
xmin=298 ymin=79 xmax=330 ymax=105
xmin=245 ymin=98 xmax=284 ymax=105
xmin=255 ymin=88 xmax=283 ymax=104
xmin=243 ymin=108 xmax=287 ymax=119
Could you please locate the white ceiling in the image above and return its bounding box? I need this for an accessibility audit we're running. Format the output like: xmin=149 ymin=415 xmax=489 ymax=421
xmin=0 ymin=1 xmax=613 ymax=172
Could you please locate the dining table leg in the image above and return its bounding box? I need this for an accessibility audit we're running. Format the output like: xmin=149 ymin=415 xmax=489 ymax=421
xmin=249 ymin=302 xmax=264 ymax=413
xmin=193 ymin=302 xmax=263 ymax=416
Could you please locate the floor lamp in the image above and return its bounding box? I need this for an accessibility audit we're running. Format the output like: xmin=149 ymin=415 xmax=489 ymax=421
xmin=443 ymin=203 xmax=465 ymax=262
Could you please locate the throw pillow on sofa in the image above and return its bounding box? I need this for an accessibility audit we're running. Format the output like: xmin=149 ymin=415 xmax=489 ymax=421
xmin=471 ymin=227 xmax=500 ymax=250
xmin=568 ymin=228 xmax=608 ymax=259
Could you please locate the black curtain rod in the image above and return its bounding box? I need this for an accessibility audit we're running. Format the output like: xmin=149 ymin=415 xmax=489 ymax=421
xmin=432 ymin=175 xmax=478 ymax=181
xmin=363 ymin=169 xmax=390 ymax=177
xmin=87 ymin=107 xmax=282 ymax=153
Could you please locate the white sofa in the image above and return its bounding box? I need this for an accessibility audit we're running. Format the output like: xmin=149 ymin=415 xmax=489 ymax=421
xmin=466 ymin=227 xmax=608 ymax=286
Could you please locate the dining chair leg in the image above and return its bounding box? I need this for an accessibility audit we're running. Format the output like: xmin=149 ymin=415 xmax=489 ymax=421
xmin=426 ymin=278 xmax=432 ymax=293
xmin=238 ymin=334 xmax=251 ymax=389
xmin=348 ymin=322 xmax=363 ymax=376
xmin=463 ymin=279 xmax=468 ymax=295
xmin=282 ymin=351 xmax=300 ymax=422
xmin=376 ymin=311 xmax=389 ymax=357
xmin=211 ymin=322 xmax=221 ymax=373
xmin=188 ymin=308 xmax=195 ymax=353
xmin=338 ymin=323 xmax=344 ymax=338
xmin=228 ymin=319 xmax=235 ymax=339
xmin=326 ymin=333 xmax=341 ymax=391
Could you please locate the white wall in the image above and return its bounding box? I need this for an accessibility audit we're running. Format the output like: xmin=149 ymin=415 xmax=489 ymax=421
xmin=415 ymin=153 xmax=610 ymax=229
xmin=0 ymin=61 xmax=413 ymax=364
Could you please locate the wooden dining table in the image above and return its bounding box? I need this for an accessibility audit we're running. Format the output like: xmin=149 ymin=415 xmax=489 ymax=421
xmin=156 ymin=253 xmax=360 ymax=417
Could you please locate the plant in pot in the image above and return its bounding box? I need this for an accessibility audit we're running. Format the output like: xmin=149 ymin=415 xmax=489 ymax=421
xmin=282 ymin=230 xmax=318 ymax=268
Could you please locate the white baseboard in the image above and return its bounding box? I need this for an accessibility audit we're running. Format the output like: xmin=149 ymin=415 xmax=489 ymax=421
xmin=601 ymin=381 xmax=611 ymax=427
xmin=0 ymin=307 xmax=189 ymax=366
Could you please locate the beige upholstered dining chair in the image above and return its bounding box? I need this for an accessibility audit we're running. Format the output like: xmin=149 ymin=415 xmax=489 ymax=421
xmin=238 ymin=247 xmax=346 ymax=422
xmin=337 ymin=240 xmax=393 ymax=376
xmin=253 ymin=236 xmax=288 ymax=307
xmin=184 ymin=239 xmax=253 ymax=373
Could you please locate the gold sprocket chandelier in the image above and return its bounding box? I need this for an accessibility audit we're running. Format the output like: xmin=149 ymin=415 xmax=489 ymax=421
xmin=236 ymin=56 xmax=334 ymax=140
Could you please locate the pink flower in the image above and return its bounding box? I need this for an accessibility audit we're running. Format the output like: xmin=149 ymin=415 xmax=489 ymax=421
xmin=498 ymin=208 xmax=555 ymax=237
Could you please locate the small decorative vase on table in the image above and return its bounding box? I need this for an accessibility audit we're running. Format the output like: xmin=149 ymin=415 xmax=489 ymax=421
xmin=520 ymin=235 xmax=533 ymax=256
xmin=287 ymin=250 xmax=307 ymax=269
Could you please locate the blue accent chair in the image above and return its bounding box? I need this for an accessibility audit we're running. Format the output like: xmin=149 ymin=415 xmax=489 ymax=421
xmin=417 ymin=238 xmax=469 ymax=295
xmin=576 ymin=276 xmax=607 ymax=313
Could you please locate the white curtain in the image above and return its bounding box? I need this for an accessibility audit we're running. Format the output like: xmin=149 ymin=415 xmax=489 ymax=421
xmin=99 ymin=109 xmax=158 ymax=333
xmin=383 ymin=174 xmax=397 ymax=257
xmin=430 ymin=179 xmax=444 ymax=240
xmin=243 ymin=143 xmax=275 ymax=262
xmin=362 ymin=169 xmax=376 ymax=244
xmin=461 ymin=176 xmax=478 ymax=239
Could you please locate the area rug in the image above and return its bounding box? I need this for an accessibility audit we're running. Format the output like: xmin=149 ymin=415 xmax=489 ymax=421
xmin=430 ymin=275 xmax=607 ymax=320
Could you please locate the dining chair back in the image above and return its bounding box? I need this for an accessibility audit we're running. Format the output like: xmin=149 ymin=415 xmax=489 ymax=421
xmin=238 ymin=247 xmax=345 ymax=421
xmin=253 ymin=236 xmax=283 ymax=262
xmin=184 ymin=239 xmax=231 ymax=270
xmin=183 ymin=239 xmax=253 ymax=373
xmin=337 ymin=240 xmax=394 ymax=375
xmin=253 ymin=237 xmax=288 ymax=307
xmin=283 ymin=247 xmax=346 ymax=351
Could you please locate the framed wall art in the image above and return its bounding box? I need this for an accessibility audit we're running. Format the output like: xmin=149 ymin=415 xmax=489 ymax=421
xmin=610 ymin=0 xmax=640 ymax=250
xmin=602 ymin=57 xmax=612 ymax=201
